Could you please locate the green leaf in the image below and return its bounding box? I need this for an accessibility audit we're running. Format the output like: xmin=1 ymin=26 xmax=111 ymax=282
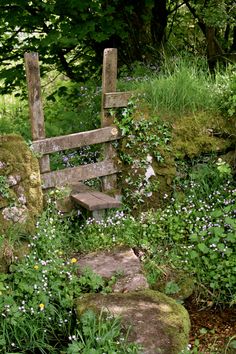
xmin=190 ymin=234 xmax=198 ymax=242
xmin=197 ymin=243 xmax=209 ymax=254
xmin=229 ymin=340 xmax=236 ymax=349
xmin=190 ymin=250 xmax=198 ymax=259
xmin=210 ymin=209 xmax=223 ymax=218
xmin=226 ymin=233 xmax=236 ymax=243
xmin=225 ymin=217 xmax=236 ymax=229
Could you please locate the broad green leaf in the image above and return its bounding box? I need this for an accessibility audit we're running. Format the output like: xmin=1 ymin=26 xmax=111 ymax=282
xmin=197 ymin=243 xmax=209 ymax=254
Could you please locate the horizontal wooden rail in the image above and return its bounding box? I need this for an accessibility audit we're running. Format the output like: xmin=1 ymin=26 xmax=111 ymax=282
xmin=104 ymin=92 xmax=132 ymax=108
xmin=41 ymin=160 xmax=120 ymax=189
xmin=32 ymin=126 xmax=121 ymax=155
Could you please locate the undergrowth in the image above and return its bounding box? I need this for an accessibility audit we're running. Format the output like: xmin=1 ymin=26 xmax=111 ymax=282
xmin=0 ymin=199 xmax=139 ymax=353
xmin=72 ymin=159 xmax=236 ymax=306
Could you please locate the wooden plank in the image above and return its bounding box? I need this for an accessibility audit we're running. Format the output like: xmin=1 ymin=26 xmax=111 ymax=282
xmin=101 ymin=48 xmax=118 ymax=192
xmin=24 ymin=52 xmax=50 ymax=173
xmin=101 ymin=48 xmax=117 ymax=127
xmin=71 ymin=191 xmax=121 ymax=211
xmin=32 ymin=126 xmax=121 ymax=155
xmin=104 ymin=92 xmax=132 ymax=108
xmin=41 ymin=160 xmax=120 ymax=189
xmin=70 ymin=182 xmax=93 ymax=193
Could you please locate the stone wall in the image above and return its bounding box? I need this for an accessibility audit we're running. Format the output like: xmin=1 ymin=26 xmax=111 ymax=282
xmin=0 ymin=134 xmax=43 ymax=236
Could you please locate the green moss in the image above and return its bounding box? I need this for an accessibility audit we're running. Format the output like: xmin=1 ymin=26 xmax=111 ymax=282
xmin=0 ymin=134 xmax=43 ymax=236
xmin=76 ymin=289 xmax=190 ymax=354
xmin=152 ymin=268 xmax=195 ymax=301
xmin=172 ymin=113 xmax=234 ymax=159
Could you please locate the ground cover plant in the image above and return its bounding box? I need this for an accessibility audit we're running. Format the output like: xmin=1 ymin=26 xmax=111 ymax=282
xmin=0 ymin=197 xmax=140 ymax=353
xmin=1 ymin=157 xmax=234 ymax=353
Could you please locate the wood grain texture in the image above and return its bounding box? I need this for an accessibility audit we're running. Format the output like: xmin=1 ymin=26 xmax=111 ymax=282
xmin=32 ymin=126 xmax=121 ymax=155
xmin=24 ymin=52 xmax=50 ymax=173
xmin=41 ymin=160 xmax=120 ymax=189
xmin=104 ymin=92 xmax=132 ymax=108
xmin=71 ymin=191 xmax=121 ymax=211
xmin=101 ymin=48 xmax=118 ymax=192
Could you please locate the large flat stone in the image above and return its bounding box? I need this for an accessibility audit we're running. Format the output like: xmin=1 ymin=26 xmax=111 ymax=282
xmin=78 ymin=246 xmax=149 ymax=292
xmin=76 ymin=289 xmax=190 ymax=354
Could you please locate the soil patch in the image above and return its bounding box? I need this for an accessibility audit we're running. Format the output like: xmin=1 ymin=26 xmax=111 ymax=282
xmin=185 ymin=296 xmax=236 ymax=353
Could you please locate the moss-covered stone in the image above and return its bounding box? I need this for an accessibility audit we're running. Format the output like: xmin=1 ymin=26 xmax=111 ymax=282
xmin=76 ymin=289 xmax=190 ymax=354
xmin=172 ymin=113 xmax=235 ymax=159
xmin=118 ymin=110 xmax=235 ymax=212
xmin=151 ymin=267 xmax=195 ymax=301
xmin=0 ymin=134 xmax=43 ymax=236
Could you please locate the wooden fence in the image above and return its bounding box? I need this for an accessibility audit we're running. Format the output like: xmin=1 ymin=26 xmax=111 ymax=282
xmin=24 ymin=49 xmax=131 ymax=195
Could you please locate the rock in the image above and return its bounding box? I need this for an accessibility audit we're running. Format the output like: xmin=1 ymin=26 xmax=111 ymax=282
xmin=78 ymin=246 xmax=149 ymax=292
xmin=151 ymin=268 xmax=195 ymax=301
xmin=0 ymin=134 xmax=43 ymax=236
xmin=76 ymin=289 xmax=190 ymax=354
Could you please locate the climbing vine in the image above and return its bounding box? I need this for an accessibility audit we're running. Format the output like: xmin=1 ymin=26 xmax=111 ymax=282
xmin=113 ymin=100 xmax=172 ymax=210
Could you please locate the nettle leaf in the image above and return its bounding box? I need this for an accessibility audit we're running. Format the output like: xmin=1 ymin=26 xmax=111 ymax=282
xmin=225 ymin=217 xmax=236 ymax=229
xmin=209 ymin=227 xmax=225 ymax=237
xmin=210 ymin=209 xmax=223 ymax=218
xmin=197 ymin=243 xmax=209 ymax=254
xmin=190 ymin=250 xmax=198 ymax=259
xmin=226 ymin=233 xmax=236 ymax=243
xmin=223 ymin=205 xmax=232 ymax=213
xmin=189 ymin=234 xmax=198 ymax=242
xmin=217 ymin=243 xmax=225 ymax=252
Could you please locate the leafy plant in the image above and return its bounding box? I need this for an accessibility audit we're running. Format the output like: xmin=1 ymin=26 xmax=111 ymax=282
xmin=66 ymin=310 xmax=140 ymax=353
xmin=0 ymin=175 xmax=10 ymax=199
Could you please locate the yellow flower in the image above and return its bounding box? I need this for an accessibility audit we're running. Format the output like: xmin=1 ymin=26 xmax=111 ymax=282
xmin=39 ymin=303 xmax=45 ymax=311
xmin=70 ymin=258 xmax=77 ymax=264
xmin=58 ymin=251 xmax=63 ymax=256
xmin=34 ymin=265 xmax=39 ymax=270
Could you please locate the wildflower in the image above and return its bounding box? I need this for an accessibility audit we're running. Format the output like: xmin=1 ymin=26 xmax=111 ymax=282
xmin=34 ymin=265 xmax=39 ymax=270
xmin=39 ymin=303 xmax=45 ymax=311
xmin=70 ymin=258 xmax=77 ymax=264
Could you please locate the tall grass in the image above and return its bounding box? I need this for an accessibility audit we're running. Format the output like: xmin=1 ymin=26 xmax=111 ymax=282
xmin=0 ymin=95 xmax=30 ymax=138
xmin=0 ymin=55 xmax=234 ymax=140
xmin=137 ymin=57 xmax=217 ymax=116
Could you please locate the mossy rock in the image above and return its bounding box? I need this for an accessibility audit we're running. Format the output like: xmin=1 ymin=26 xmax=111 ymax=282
xmin=76 ymin=289 xmax=190 ymax=354
xmin=151 ymin=267 xmax=195 ymax=301
xmin=118 ymin=110 xmax=235 ymax=213
xmin=0 ymin=238 xmax=30 ymax=273
xmin=0 ymin=134 xmax=43 ymax=236
xmin=172 ymin=113 xmax=235 ymax=159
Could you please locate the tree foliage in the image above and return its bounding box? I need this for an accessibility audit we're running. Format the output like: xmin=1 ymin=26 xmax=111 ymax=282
xmin=0 ymin=0 xmax=235 ymax=94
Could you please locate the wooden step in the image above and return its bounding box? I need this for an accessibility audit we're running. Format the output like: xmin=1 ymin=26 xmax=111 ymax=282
xmin=71 ymin=191 xmax=121 ymax=211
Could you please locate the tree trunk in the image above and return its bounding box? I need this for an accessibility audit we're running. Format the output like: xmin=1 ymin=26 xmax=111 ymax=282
xmin=151 ymin=0 xmax=168 ymax=48
xmin=206 ymin=26 xmax=224 ymax=72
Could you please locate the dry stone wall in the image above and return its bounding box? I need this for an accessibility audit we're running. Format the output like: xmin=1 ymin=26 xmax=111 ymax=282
xmin=0 ymin=134 xmax=43 ymax=236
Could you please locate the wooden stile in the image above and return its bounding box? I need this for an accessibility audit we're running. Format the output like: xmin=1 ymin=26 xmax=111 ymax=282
xmin=104 ymin=92 xmax=132 ymax=108
xmin=24 ymin=52 xmax=50 ymax=173
xmin=41 ymin=160 xmax=120 ymax=189
xmin=101 ymin=48 xmax=119 ymax=192
xmin=32 ymin=126 xmax=120 ymax=155
xmin=24 ymin=48 xmax=131 ymax=217
xmin=71 ymin=191 xmax=121 ymax=211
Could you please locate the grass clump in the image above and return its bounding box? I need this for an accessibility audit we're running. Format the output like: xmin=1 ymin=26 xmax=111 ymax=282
xmin=138 ymin=57 xmax=216 ymax=116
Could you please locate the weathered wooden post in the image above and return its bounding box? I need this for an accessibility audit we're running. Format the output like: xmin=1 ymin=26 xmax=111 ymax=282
xmin=24 ymin=53 xmax=50 ymax=173
xmin=101 ymin=48 xmax=118 ymax=193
